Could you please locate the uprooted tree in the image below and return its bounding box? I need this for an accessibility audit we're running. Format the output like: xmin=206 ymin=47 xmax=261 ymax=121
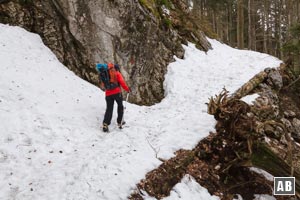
xmin=129 ymin=62 xmax=300 ymax=200
xmin=205 ymin=64 xmax=300 ymax=197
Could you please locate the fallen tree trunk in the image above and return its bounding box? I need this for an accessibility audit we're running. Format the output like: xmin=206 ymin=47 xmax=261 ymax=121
xmin=250 ymin=142 xmax=300 ymax=194
xmin=231 ymin=71 xmax=268 ymax=99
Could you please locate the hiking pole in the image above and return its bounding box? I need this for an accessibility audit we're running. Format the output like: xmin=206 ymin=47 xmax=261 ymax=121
xmin=120 ymin=92 xmax=129 ymax=129
xmin=124 ymin=92 xmax=129 ymax=108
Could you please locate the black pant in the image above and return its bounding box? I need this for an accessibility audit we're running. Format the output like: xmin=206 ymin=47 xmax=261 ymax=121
xmin=103 ymin=93 xmax=124 ymax=125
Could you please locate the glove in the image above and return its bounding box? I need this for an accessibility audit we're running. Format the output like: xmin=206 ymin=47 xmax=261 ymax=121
xmin=100 ymin=87 xmax=105 ymax=92
xmin=99 ymin=82 xmax=105 ymax=92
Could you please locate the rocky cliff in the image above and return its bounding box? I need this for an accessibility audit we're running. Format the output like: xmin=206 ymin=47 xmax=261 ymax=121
xmin=0 ymin=0 xmax=211 ymax=105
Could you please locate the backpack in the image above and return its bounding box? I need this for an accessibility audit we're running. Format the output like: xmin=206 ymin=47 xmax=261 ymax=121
xmin=96 ymin=63 xmax=119 ymax=90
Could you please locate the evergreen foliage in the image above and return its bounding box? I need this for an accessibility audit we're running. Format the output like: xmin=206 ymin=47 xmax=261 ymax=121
xmin=284 ymin=23 xmax=300 ymax=52
xmin=283 ymin=23 xmax=300 ymax=75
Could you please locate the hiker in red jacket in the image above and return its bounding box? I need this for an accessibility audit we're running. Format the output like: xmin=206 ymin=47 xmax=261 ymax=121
xmin=99 ymin=62 xmax=130 ymax=132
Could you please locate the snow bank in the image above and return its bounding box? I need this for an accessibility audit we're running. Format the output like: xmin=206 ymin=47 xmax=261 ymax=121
xmin=241 ymin=93 xmax=260 ymax=105
xmin=163 ymin=175 xmax=219 ymax=200
xmin=142 ymin=175 xmax=219 ymax=200
xmin=250 ymin=167 xmax=274 ymax=182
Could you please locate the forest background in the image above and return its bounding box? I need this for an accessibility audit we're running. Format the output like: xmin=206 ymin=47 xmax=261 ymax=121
xmin=189 ymin=0 xmax=300 ymax=75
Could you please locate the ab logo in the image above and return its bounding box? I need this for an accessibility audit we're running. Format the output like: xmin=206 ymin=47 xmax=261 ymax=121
xmin=274 ymin=177 xmax=295 ymax=195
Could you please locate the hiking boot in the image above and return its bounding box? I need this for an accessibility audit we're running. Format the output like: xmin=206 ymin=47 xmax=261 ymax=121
xmin=117 ymin=121 xmax=126 ymax=129
xmin=103 ymin=123 xmax=109 ymax=132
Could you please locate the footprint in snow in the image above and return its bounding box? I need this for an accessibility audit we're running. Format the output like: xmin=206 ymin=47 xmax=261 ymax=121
xmin=0 ymin=150 xmax=8 ymax=163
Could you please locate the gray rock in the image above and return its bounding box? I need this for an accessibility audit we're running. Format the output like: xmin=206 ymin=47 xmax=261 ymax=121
xmin=292 ymin=118 xmax=300 ymax=133
xmin=283 ymin=110 xmax=296 ymax=118
xmin=267 ymin=69 xmax=283 ymax=89
xmin=0 ymin=0 xmax=211 ymax=105
xmin=281 ymin=118 xmax=293 ymax=132
xmin=292 ymin=118 xmax=300 ymax=142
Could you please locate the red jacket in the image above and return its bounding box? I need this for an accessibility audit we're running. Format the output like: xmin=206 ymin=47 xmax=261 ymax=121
xmin=105 ymin=71 xmax=129 ymax=96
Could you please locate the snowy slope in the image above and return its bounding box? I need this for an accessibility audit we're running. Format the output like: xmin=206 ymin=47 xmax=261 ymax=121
xmin=0 ymin=24 xmax=282 ymax=200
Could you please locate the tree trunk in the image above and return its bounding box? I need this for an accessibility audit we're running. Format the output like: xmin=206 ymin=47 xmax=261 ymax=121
xmin=248 ymin=0 xmax=252 ymax=50
xmin=298 ymin=0 xmax=300 ymax=22
xmin=228 ymin=2 xmax=234 ymax=45
xmin=262 ymin=1 xmax=268 ymax=53
xmin=276 ymin=0 xmax=286 ymax=59
xmin=287 ymin=0 xmax=292 ymax=39
xmin=225 ymin=5 xmax=230 ymax=44
xmin=250 ymin=143 xmax=300 ymax=195
xmin=237 ymin=0 xmax=244 ymax=49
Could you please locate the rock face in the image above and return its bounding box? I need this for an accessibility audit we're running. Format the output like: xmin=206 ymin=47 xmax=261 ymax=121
xmin=0 ymin=0 xmax=211 ymax=105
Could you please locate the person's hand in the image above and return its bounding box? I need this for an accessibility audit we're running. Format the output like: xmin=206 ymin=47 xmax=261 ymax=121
xmin=128 ymin=87 xmax=131 ymax=93
xmin=99 ymin=83 xmax=105 ymax=91
xmin=100 ymin=87 xmax=105 ymax=92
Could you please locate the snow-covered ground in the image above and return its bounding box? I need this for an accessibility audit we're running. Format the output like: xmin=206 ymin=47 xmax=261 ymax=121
xmin=143 ymin=175 xmax=220 ymax=200
xmin=0 ymin=24 xmax=282 ymax=200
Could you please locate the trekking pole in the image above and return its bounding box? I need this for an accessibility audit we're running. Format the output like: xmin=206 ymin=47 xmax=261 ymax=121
xmin=120 ymin=92 xmax=129 ymax=129
xmin=124 ymin=92 xmax=129 ymax=108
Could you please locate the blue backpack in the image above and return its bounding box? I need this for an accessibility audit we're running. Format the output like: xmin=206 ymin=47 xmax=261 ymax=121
xmin=96 ymin=63 xmax=119 ymax=90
